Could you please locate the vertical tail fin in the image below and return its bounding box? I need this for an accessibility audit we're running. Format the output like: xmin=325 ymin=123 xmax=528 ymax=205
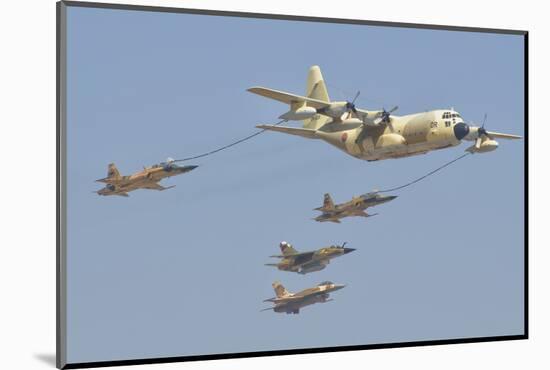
xmin=322 ymin=193 xmax=335 ymax=210
xmin=273 ymin=281 xmax=291 ymax=298
xmin=306 ymin=65 xmax=330 ymax=102
xmin=279 ymin=241 xmax=298 ymax=256
xmin=303 ymin=65 xmax=331 ymax=130
xmin=107 ymin=163 xmax=121 ymax=180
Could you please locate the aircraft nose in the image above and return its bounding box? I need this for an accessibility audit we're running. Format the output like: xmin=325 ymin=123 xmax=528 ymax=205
xmin=181 ymin=165 xmax=198 ymax=172
xmin=453 ymin=122 xmax=470 ymax=140
xmin=332 ymin=284 xmax=346 ymax=291
xmin=385 ymin=195 xmax=398 ymax=201
xmin=343 ymin=248 xmax=356 ymax=254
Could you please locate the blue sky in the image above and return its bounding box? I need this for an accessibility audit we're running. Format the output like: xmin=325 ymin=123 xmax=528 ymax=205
xmin=66 ymin=6 xmax=524 ymax=363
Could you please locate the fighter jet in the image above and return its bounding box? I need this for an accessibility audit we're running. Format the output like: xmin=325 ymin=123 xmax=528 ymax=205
xmin=314 ymin=191 xmax=397 ymax=223
xmin=248 ymin=66 xmax=522 ymax=161
xmin=265 ymin=241 xmax=355 ymax=274
xmin=95 ymin=158 xmax=197 ymax=197
xmin=262 ymin=281 xmax=346 ymax=314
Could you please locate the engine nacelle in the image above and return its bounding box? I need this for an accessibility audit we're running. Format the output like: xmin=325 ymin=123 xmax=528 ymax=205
xmin=279 ymin=106 xmax=317 ymax=121
xmin=467 ymin=139 xmax=499 ymax=153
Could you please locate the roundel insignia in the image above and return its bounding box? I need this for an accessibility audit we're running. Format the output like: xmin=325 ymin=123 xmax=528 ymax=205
xmin=341 ymin=132 xmax=348 ymax=143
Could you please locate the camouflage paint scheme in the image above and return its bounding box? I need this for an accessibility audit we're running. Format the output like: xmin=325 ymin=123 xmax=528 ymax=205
xmin=265 ymin=241 xmax=355 ymax=274
xmin=248 ymin=66 xmax=521 ymax=161
xmin=262 ymin=281 xmax=346 ymax=314
xmin=314 ymin=191 xmax=397 ymax=223
xmin=95 ymin=159 xmax=198 ymax=197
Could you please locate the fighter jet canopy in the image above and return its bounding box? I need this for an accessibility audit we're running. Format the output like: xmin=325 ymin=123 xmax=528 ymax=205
xmin=318 ymin=281 xmax=334 ymax=286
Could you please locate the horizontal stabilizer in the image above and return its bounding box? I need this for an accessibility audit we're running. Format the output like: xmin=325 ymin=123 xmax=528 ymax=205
xmin=248 ymin=87 xmax=330 ymax=109
xmin=256 ymin=124 xmax=319 ymax=139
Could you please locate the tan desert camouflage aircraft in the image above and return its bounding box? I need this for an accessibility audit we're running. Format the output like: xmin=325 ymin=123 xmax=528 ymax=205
xmin=95 ymin=158 xmax=198 ymax=197
xmin=248 ymin=66 xmax=522 ymax=161
xmin=265 ymin=241 xmax=355 ymax=274
xmin=314 ymin=191 xmax=397 ymax=223
xmin=262 ymin=280 xmax=346 ymax=314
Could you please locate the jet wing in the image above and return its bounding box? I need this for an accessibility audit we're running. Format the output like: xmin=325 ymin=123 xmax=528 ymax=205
xmin=140 ymin=182 xmax=175 ymax=191
xmin=256 ymin=124 xmax=319 ymax=139
xmin=292 ymin=289 xmax=329 ymax=300
xmin=269 ymin=251 xmax=315 ymax=264
xmin=95 ymin=177 xmax=129 ymax=185
xmin=248 ymin=87 xmax=330 ymax=109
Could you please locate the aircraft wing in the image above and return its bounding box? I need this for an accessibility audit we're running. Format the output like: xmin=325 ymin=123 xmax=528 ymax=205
xmin=269 ymin=251 xmax=316 ymax=264
xmin=115 ymin=192 xmax=129 ymax=197
xmin=95 ymin=177 xmax=129 ymax=185
xmin=140 ymin=182 xmax=175 ymax=191
xmin=248 ymin=87 xmax=330 ymax=109
xmin=256 ymin=124 xmax=319 ymax=139
xmin=486 ymin=131 xmax=522 ymax=140
xmin=293 ymin=289 xmax=329 ymax=300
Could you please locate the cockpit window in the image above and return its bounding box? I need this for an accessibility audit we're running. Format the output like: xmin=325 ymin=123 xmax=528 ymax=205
xmin=318 ymin=281 xmax=333 ymax=286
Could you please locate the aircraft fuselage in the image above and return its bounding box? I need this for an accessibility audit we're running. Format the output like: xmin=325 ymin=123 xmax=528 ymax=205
xmin=316 ymin=109 xmax=463 ymax=161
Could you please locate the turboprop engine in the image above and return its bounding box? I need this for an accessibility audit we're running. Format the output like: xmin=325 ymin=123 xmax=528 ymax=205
xmin=454 ymin=117 xmax=506 ymax=154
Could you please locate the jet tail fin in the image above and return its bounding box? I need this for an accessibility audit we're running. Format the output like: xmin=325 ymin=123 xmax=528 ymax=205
xmin=279 ymin=242 xmax=298 ymax=256
xmin=315 ymin=193 xmax=335 ymax=211
xmin=96 ymin=163 xmax=122 ymax=183
xmin=272 ymin=281 xmax=291 ymax=298
xmin=107 ymin=163 xmax=121 ymax=179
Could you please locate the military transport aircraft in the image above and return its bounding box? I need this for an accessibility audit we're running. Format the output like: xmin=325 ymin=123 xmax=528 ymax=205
xmin=95 ymin=158 xmax=198 ymax=197
xmin=314 ymin=191 xmax=397 ymax=223
xmin=262 ymin=281 xmax=346 ymax=314
xmin=265 ymin=241 xmax=355 ymax=274
xmin=248 ymin=66 xmax=522 ymax=161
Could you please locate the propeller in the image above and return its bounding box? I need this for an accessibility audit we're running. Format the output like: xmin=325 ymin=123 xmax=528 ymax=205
xmin=474 ymin=114 xmax=493 ymax=149
xmin=344 ymin=91 xmax=360 ymax=115
xmin=373 ymin=106 xmax=399 ymax=125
